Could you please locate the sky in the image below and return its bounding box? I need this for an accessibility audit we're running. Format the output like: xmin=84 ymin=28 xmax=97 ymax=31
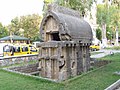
xmin=97 ymin=0 xmax=103 ymax=4
xmin=0 ymin=0 xmax=44 ymax=25
xmin=0 ymin=0 xmax=103 ymax=26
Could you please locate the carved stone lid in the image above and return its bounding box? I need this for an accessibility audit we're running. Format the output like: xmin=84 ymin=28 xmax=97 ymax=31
xmin=40 ymin=4 xmax=93 ymax=43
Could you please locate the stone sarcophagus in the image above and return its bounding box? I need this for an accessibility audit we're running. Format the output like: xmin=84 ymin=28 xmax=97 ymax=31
xmin=38 ymin=4 xmax=92 ymax=81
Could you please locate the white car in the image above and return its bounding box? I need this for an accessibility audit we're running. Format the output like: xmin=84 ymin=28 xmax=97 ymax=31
xmin=0 ymin=43 xmax=13 ymax=57
xmin=0 ymin=43 xmax=6 ymax=57
xmin=32 ymin=41 xmax=41 ymax=48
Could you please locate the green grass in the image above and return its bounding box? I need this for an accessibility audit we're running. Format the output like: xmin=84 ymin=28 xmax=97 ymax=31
xmin=106 ymin=46 xmax=120 ymax=50
xmin=98 ymin=53 xmax=120 ymax=62
xmin=63 ymin=62 xmax=120 ymax=90
xmin=0 ymin=69 xmax=64 ymax=90
xmin=0 ymin=53 xmax=120 ymax=90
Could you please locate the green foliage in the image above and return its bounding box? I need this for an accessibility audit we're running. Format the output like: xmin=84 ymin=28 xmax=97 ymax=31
xmin=44 ymin=0 xmax=54 ymax=3
xmin=43 ymin=0 xmax=95 ymax=17
xmin=97 ymin=1 xmax=120 ymax=43
xmin=97 ymin=4 xmax=110 ymax=26
xmin=110 ymin=6 xmax=120 ymax=31
xmin=58 ymin=0 xmax=95 ymax=17
xmin=19 ymin=14 xmax=42 ymax=41
xmin=96 ymin=28 xmax=102 ymax=40
xmin=8 ymin=14 xmax=42 ymax=41
xmin=0 ymin=23 xmax=9 ymax=38
xmin=106 ymin=26 xmax=114 ymax=40
xmin=7 ymin=17 xmax=20 ymax=35
xmin=112 ymin=0 xmax=120 ymax=9
xmin=43 ymin=0 xmax=54 ymax=13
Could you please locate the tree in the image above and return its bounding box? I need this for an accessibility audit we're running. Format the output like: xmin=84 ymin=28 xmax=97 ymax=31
xmin=8 ymin=14 xmax=42 ymax=41
xmin=7 ymin=17 xmax=20 ymax=35
xmin=43 ymin=0 xmax=54 ymax=13
xmin=97 ymin=0 xmax=120 ymax=46
xmin=111 ymin=0 xmax=120 ymax=46
xmin=0 ymin=23 xmax=9 ymax=38
xmin=96 ymin=28 xmax=102 ymax=41
xmin=97 ymin=1 xmax=111 ymax=47
xmin=60 ymin=0 xmax=96 ymax=17
xmin=43 ymin=0 xmax=96 ymax=17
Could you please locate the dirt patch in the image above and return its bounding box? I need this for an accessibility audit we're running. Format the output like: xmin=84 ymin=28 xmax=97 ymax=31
xmin=90 ymin=58 xmax=111 ymax=68
xmin=9 ymin=63 xmax=39 ymax=74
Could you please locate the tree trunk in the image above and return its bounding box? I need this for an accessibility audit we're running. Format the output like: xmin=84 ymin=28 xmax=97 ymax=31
xmin=115 ymin=26 xmax=119 ymax=46
xmin=102 ymin=23 xmax=107 ymax=48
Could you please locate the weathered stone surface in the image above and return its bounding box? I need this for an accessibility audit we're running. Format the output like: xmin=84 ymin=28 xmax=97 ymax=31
xmin=0 ymin=55 xmax=38 ymax=66
xmin=38 ymin=4 xmax=92 ymax=81
xmin=40 ymin=5 xmax=93 ymax=43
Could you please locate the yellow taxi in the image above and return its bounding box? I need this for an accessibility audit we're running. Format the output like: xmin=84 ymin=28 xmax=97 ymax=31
xmin=90 ymin=44 xmax=100 ymax=51
xmin=3 ymin=44 xmax=38 ymax=56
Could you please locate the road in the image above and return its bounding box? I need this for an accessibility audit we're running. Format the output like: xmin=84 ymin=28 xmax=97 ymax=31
xmin=1 ymin=49 xmax=120 ymax=60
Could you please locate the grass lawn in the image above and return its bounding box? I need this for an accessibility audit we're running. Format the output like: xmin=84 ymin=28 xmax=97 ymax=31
xmin=105 ymin=46 xmax=120 ymax=50
xmin=98 ymin=53 xmax=120 ymax=62
xmin=0 ymin=53 xmax=120 ymax=90
xmin=0 ymin=69 xmax=64 ymax=90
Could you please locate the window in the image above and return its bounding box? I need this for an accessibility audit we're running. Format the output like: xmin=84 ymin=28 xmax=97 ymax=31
xmin=51 ymin=32 xmax=60 ymax=41
xmin=29 ymin=46 xmax=37 ymax=52
xmin=3 ymin=45 xmax=11 ymax=52
xmin=14 ymin=46 xmax=20 ymax=52
xmin=22 ymin=46 xmax=28 ymax=52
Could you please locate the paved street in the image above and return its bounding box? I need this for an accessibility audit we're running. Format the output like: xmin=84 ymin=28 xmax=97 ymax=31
xmin=91 ymin=49 xmax=120 ymax=58
xmin=0 ymin=57 xmax=3 ymax=60
xmin=1 ymin=49 xmax=120 ymax=60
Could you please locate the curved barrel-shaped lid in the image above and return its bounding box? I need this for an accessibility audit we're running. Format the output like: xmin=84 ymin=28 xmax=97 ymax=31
xmin=40 ymin=4 xmax=92 ymax=43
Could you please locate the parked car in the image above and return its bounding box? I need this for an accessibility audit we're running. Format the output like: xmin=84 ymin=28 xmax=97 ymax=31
xmin=118 ymin=36 xmax=120 ymax=43
xmin=32 ymin=41 xmax=41 ymax=48
xmin=0 ymin=43 xmax=13 ymax=57
xmin=90 ymin=44 xmax=100 ymax=51
xmin=0 ymin=43 xmax=5 ymax=57
xmin=3 ymin=44 xmax=38 ymax=57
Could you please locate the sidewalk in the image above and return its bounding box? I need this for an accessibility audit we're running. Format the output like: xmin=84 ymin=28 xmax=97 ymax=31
xmin=90 ymin=49 xmax=120 ymax=58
